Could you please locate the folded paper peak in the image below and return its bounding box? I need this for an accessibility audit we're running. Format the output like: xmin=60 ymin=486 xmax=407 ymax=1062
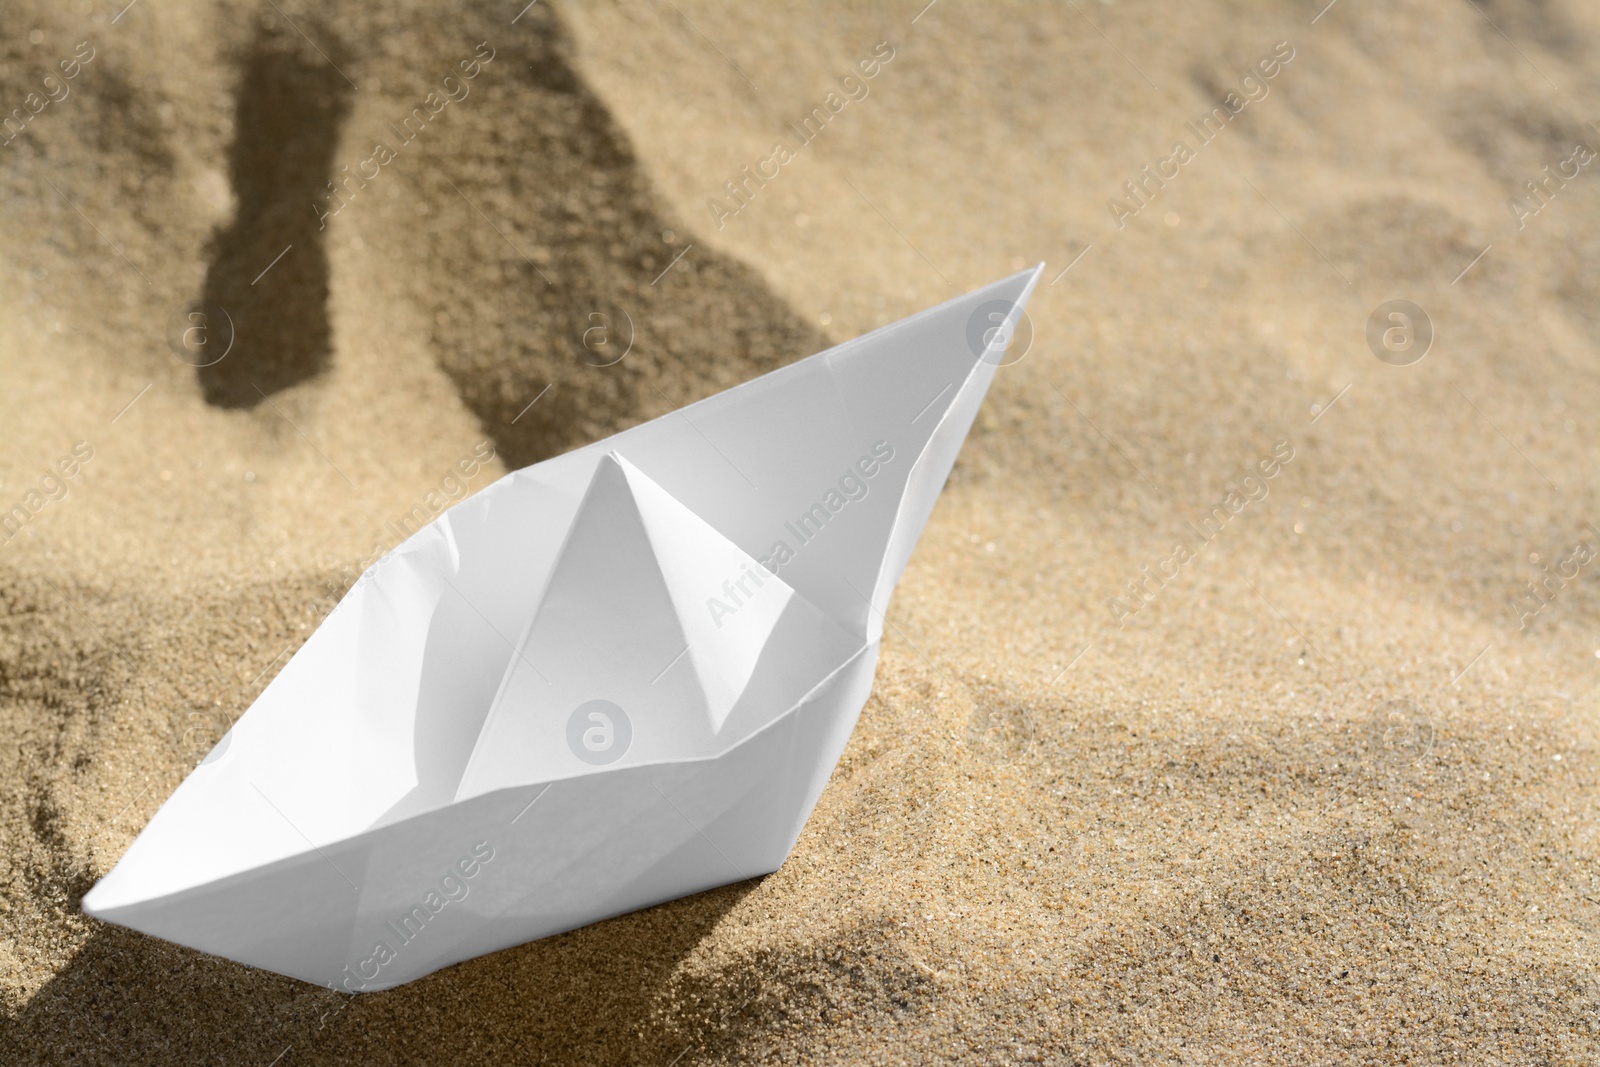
xmin=457 ymin=451 xmax=856 ymax=796
xmin=83 ymin=266 xmax=1044 ymax=991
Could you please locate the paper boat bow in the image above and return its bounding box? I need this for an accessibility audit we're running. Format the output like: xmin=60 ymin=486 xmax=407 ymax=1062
xmin=84 ymin=267 xmax=1042 ymax=990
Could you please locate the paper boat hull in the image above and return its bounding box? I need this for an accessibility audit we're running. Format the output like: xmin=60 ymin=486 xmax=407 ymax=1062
xmin=88 ymin=643 xmax=876 ymax=992
xmin=83 ymin=267 xmax=1043 ymax=989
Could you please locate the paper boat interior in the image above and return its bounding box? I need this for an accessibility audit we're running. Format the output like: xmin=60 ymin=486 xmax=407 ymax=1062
xmin=83 ymin=267 xmax=1043 ymax=990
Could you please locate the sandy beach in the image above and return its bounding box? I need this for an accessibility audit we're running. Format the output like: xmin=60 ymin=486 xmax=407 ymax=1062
xmin=3 ymin=0 xmax=1599 ymax=1062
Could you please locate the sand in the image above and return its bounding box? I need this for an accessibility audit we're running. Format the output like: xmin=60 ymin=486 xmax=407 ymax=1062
xmin=2 ymin=0 xmax=1599 ymax=1062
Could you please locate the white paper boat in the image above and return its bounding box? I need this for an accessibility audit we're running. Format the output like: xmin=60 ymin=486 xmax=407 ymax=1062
xmin=84 ymin=267 xmax=1043 ymax=990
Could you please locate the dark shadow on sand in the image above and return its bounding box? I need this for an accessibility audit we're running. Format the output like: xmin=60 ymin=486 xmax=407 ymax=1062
xmin=6 ymin=881 xmax=756 ymax=1066
xmin=195 ymin=19 xmax=351 ymax=408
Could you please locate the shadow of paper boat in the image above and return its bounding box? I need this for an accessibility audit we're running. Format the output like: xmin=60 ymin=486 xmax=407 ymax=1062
xmin=83 ymin=267 xmax=1043 ymax=990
